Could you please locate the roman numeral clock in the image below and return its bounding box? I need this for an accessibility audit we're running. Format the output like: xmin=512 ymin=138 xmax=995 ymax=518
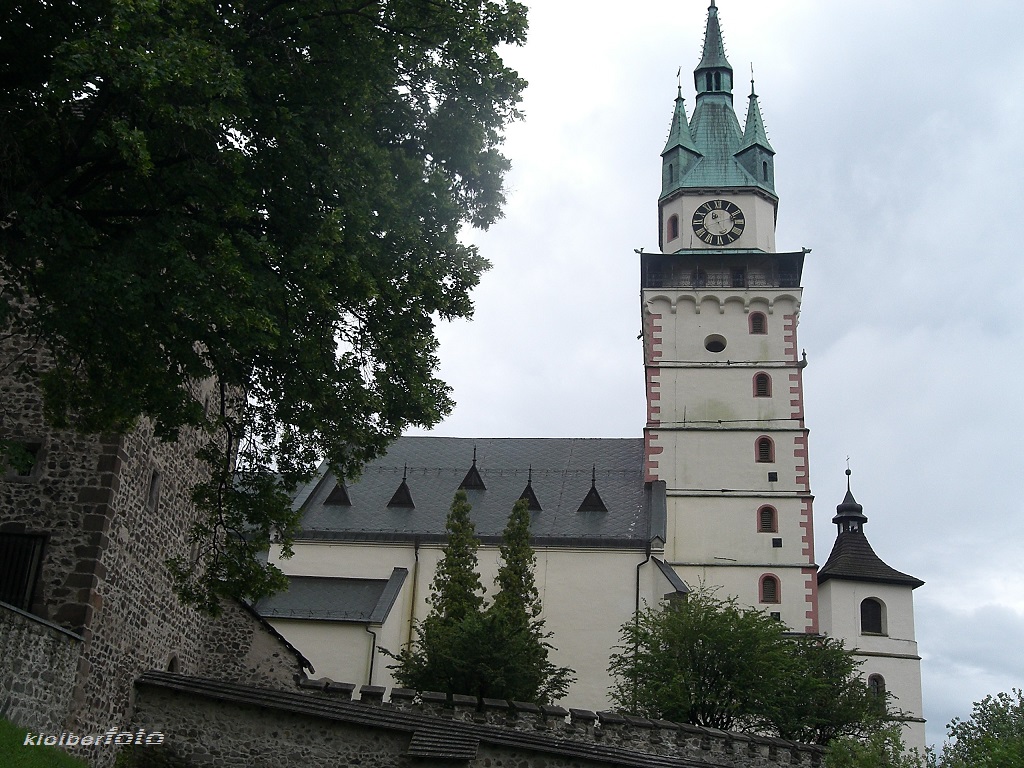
xmin=691 ymin=199 xmax=745 ymax=246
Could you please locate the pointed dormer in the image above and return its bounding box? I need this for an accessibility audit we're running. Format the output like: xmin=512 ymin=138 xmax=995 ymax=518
xmin=577 ymin=466 xmax=608 ymax=513
xmin=518 ymin=467 xmax=542 ymax=512
xmin=735 ymin=76 xmax=775 ymax=195
xmin=694 ymin=0 xmax=733 ymax=99
xmin=388 ymin=466 xmax=415 ymax=509
xmin=459 ymin=447 xmax=486 ymax=491
xmin=818 ymin=471 xmax=923 ymax=588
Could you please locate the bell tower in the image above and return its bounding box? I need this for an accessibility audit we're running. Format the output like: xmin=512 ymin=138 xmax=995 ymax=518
xmin=641 ymin=0 xmax=817 ymax=632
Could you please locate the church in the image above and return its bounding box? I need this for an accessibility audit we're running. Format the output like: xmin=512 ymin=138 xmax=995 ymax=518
xmin=257 ymin=0 xmax=927 ymax=752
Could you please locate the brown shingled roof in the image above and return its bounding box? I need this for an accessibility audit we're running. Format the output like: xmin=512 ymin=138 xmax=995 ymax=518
xmin=817 ymin=532 xmax=924 ymax=589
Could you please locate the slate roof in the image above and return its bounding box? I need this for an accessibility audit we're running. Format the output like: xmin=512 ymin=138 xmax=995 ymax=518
xmin=818 ymin=533 xmax=924 ymax=589
xmin=291 ymin=437 xmax=657 ymax=549
xmin=255 ymin=568 xmax=408 ymax=623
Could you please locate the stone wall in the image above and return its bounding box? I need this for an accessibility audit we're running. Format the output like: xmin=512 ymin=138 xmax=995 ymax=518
xmin=2 ymin=331 xmax=309 ymax=768
xmin=124 ymin=672 xmax=825 ymax=768
xmin=0 ymin=601 xmax=82 ymax=734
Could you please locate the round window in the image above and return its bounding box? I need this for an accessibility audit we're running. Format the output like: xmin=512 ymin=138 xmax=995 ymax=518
xmin=704 ymin=334 xmax=727 ymax=353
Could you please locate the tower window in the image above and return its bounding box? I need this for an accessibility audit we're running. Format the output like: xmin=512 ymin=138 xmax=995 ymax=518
xmin=762 ymin=161 xmax=769 ymax=181
xmin=760 ymin=574 xmax=780 ymax=604
xmin=147 ymin=469 xmax=162 ymax=512
xmin=757 ymin=505 xmax=778 ymax=533
xmin=704 ymin=334 xmax=727 ymax=353
xmin=755 ymin=436 xmax=774 ymax=463
xmin=867 ymin=674 xmax=886 ymax=699
xmin=714 ymin=71 xmax=721 ymax=91
xmin=667 ymin=214 xmax=679 ymax=241
xmin=753 ymin=372 xmax=772 ymax=397
xmin=860 ymin=598 xmax=886 ymax=635
xmin=706 ymin=72 xmax=713 ymax=91
xmin=749 ymin=312 xmax=767 ymax=334
xmin=669 ymin=163 xmax=676 ymax=184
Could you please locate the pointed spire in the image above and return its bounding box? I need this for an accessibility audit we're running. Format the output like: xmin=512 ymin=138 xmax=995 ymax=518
xmin=577 ymin=465 xmax=608 ymax=513
xmin=518 ymin=466 xmax=542 ymax=512
xmin=694 ymin=0 xmax=733 ymax=96
xmin=662 ymin=86 xmax=699 ymax=155
xmin=819 ymin=469 xmax=924 ymax=589
xmin=459 ymin=446 xmax=486 ymax=491
xmin=832 ymin=468 xmax=867 ymax=532
xmin=738 ymin=70 xmax=774 ymax=153
xmin=388 ymin=465 xmax=415 ymax=508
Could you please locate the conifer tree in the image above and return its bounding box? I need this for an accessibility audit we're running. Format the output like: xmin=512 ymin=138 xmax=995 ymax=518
xmin=388 ymin=489 xmax=487 ymax=693
xmin=487 ymin=498 xmax=575 ymax=704
xmin=388 ymin=494 xmax=574 ymax=704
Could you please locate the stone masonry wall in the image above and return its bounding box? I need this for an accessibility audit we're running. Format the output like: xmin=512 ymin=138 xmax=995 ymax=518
xmin=0 ymin=601 xmax=82 ymax=734
xmin=123 ymin=673 xmax=825 ymax=768
xmin=2 ymin=331 xmax=308 ymax=768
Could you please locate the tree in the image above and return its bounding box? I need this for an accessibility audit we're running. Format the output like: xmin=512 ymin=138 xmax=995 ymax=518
xmin=608 ymin=589 xmax=890 ymax=743
xmin=486 ymin=498 xmax=574 ymax=704
xmin=825 ymin=724 xmax=928 ymax=768
xmin=389 ymin=495 xmax=573 ymax=704
xmin=0 ymin=1 xmax=527 ymax=610
xmin=762 ymin=634 xmax=889 ymax=744
xmin=388 ymin=489 xmax=486 ymax=694
xmin=935 ymin=689 xmax=1024 ymax=768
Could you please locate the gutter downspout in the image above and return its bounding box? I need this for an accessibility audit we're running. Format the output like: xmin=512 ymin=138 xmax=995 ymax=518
xmin=406 ymin=538 xmax=420 ymax=648
xmin=364 ymin=625 xmax=379 ymax=685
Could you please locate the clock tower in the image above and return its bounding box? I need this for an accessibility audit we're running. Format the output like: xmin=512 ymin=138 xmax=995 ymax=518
xmin=641 ymin=0 xmax=817 ymax=632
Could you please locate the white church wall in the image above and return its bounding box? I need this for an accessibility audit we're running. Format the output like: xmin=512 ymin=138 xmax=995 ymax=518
xmin=269 ymin=540 xmax=658 ymax=709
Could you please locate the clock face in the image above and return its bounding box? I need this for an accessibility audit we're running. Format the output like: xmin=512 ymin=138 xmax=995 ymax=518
xmin=691 ymin=199 xmax=745 ymax=246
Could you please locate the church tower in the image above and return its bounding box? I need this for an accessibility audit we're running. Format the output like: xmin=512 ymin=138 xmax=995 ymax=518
xmin=641 ymin=0 xmax=817 ymax=632
xmin=818 ymin=473 xmax=926 ymax=750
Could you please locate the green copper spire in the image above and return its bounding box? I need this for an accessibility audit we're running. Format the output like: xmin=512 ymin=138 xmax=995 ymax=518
xmin=659 ymin=2 xmax=778 ymax=200
xmin=660 ymin=86 xmax=701 ymax=198
xmin=694 ymin=0 xmax=733 ymax=96
xmin=662 ymin=86 xmax=699 ymax=155
xmin=739 ymin=76 xmax=773 ymax=152
xmin=735 ymin=74 xmax=776 ymax=193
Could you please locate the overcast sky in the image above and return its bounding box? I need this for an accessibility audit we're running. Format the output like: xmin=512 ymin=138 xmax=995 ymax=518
xmin=409 ymin=0 xmax=1024 ymax=748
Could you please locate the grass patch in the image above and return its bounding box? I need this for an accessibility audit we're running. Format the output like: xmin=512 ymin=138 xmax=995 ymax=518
xmin=0 ymin=719 xmax=92 ymax=768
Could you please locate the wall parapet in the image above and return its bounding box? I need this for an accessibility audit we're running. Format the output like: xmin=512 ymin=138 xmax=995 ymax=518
xmin=130 ymin=671 xmax=824 ymax=768
xmin=0 ymin=600 xmax=83 ymax=734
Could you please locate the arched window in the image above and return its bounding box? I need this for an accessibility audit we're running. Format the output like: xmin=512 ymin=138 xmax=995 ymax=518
xmin=714 ymin=71 xmax=721 ymax=90
xmin=756 ymin=436 xmax=774 ymax=463
xmin=668 ymin=163 xmax=675 ymax=184
xmin=860 ymin=598 xmax=886 ymax=635
xmin=757 ymin=505 xmax=778 ymax=533
xmin=867 ymin=674 xmax=886 ymax=699
xmin=166 ymin=655 xmax=180 ymax=673
xmin=706 ymin=72 xmax=713 ymax=91
xmin=760 ymin=574 xmax=780 ymax=603
xmin=762 ymin=161 xmax=769 ymax=181
xmin=753 ymin=372 xmax=772 ymax=397
xmin=749 ymin=312 xmax=767 ymax=334
xmin=667 ymin=214 xmax=680 ymax=241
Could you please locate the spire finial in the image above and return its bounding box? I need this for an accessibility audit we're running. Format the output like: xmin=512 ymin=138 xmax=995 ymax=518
xmin=591 ymin=464 xmax=597 ymax=486
xmin=750 ymin=62 xmax=756 ymax=96
xmin=472 ymin=445 xmax=477 ymax=465
xmin=527 ymin=465 xmax=533 ymax=485
xmin=403 ymin=463 xmax=408 ymax=480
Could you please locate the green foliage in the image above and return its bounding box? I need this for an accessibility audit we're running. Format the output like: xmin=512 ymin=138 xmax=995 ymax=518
xmin=389 ymin=495 xmax=574 ymax=704
xmin=487 ymin=498 xmax=575 ymax=703
xmin=426 ymin=490 xmax=485 ymax=623
xmin=936 ymin=689 xmax=1024 ymax=768
xmin=0 ymin=1 xmax=527 ymax=609
xmin=762 ymin=634 xmax=889 ymax=744
xmin=0 ymin=718 xmax=91 ymax=767
xmin=609 ymin=589 xmax=889 ymax=743
xmin=825 ymin=724 xmax=928 ymax=768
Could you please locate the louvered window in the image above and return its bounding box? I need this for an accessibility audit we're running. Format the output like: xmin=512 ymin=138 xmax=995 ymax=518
xmin=754 ymin=373 xmax=771 ymax=397
xmin=760 ymin=575 xmax=779 ymax=604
